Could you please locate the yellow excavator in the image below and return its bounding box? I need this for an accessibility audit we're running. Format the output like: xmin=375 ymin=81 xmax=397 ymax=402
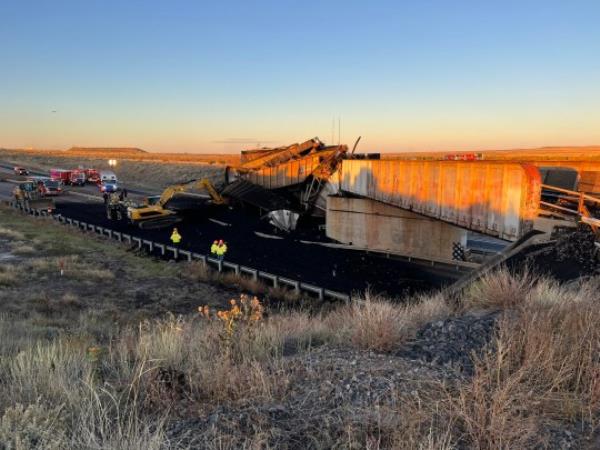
xmin=106 ymin=179 xmax=224 ymax=230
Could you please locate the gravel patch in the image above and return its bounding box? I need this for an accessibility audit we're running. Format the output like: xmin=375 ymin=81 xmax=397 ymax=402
xmin=396 ymin=312 xmax=499 ymax=376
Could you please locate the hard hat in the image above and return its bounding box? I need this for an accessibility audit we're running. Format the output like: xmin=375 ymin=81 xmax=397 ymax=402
xmin=173 ymin=227 xmax=178 ymax=231
xmin=218 ymin=240 xmax=223 ymax=244
xmin=213 ymin=240 xmax=218 ymax=244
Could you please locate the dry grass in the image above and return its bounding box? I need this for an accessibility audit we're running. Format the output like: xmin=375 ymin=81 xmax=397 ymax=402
xmin=0 ymin=264 xmax=17 ymax=286
xmin=443 ymin=274 xmax=600 ymax=449
xmin=1 ymin=198 xmax=599 ymax=448
xmin=326 ymin=291 xmax=450 ymax=352
xmin=182 ymin=261 xmax=309 ymax=304
xmin=1 ymin=273 xmax=599 ymax=448
xmin=461 ymin=266 xmax=537 ymax=310
xmin=0 ymin=226 xmax=25 ymax=241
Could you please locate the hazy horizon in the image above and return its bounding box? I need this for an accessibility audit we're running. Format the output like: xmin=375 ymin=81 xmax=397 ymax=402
xmin=2 ymin=1 xmax=599 ymax=154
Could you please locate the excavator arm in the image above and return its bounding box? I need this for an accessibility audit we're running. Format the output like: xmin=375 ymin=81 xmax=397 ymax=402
xmin=158 ymin=178 xmax=224 ymax=207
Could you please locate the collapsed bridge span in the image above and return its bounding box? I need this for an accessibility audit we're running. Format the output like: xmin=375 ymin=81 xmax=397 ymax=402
xmin=338 ymin=159 xmax=542 ymax=241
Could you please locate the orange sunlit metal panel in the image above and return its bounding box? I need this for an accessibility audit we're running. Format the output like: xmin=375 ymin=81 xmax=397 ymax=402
xmin=340 ymin=160 xmax=541 ymax=241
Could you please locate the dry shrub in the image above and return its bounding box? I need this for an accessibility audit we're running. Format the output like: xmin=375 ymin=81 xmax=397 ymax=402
xmin=0 ymin=401 xmax=68 ymax=449
xmin=10 ymin=243 xmax=36 ymax=255
xmin=109 ymin=315 xmax=286 ymax=409
xmin=181 ymin=261 xmax=213 ymax=282
xmin=220 ymin=271 xmax=268 ymax=295
xmin=0 ymin=264 xmax=18 ymax=286
xmin=72 ymin=267 xmax=115 ymax=281
xmin=327 ymin=291 xmax=450 ymax=352
xmin=451 ymin=276 xmax=600 ymax=449
xmin=462 ymin=267 xmax=537 ymax=311
xmin=0 ymin=226 xmax=25 ymax=240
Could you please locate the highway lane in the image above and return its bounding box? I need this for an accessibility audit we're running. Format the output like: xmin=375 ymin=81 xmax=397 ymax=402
xmin=0 ymin=163 xmax=151 ymax=197
xmin=0 ymin=178 xmax=452 ymax=296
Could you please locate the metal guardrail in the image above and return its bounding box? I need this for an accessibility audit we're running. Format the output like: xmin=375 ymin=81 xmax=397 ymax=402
xmin=4 ymin=200 xmax=351 ymax=302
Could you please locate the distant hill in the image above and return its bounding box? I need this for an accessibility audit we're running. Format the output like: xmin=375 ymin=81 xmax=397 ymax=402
xmin=66 ymin=147 xmax=147 ymax=154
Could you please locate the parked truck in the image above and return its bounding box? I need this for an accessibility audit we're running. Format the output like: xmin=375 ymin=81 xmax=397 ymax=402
xmin=83 ymin=168 xmax=100 ymax=184
xmin=69 ymin=169 xmax=87 ymax=186
xmin=50 ymin=169 xmax=71 ymax=185
xmin=99 ymin=170 xmax=118 ymax=192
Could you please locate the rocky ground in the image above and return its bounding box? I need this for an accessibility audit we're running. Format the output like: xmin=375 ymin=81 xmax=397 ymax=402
xmin=165 ymin=309 xmax=593 ymax=449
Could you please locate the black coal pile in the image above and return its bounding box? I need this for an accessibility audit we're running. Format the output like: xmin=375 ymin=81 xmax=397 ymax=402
xmin=510 ymin=227 xmax=599 ymax=281
xmin=396 ymin=312 xmax=499 ymax=376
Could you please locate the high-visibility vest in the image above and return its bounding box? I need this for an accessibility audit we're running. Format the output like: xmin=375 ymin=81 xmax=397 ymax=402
xmin=221 ymin=244 xmax=228 ymax=254
xmin=210 ymin=243 xmax=218 ymax=254
xmin=170 ymin=231 xmax=181 ymax=244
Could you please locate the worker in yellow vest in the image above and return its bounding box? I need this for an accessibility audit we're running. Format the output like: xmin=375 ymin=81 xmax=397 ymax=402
xmin=170 ymin=227 xmax=182 ymax=245
xmin=210 ymin=240 xmax=219 ymax=257
xmin=216 ymin=239 xmax=227 ymax=261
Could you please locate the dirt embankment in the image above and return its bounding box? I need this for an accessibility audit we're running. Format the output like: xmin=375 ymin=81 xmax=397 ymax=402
xmin=0 ymin=205 xmax=234 ymax=345
xmin=0 ymin=205 xmax=598 ymax=448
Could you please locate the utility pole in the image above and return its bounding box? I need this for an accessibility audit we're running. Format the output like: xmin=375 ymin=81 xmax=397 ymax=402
xmin=331 ymin=118 xmax=335 ymax=145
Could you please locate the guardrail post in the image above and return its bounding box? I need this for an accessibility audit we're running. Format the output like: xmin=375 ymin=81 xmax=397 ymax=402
xmin=113 ymin=231 xmax=122 ymax=242
xmin=192 ymin=253 xmax=206 ymax=265
xmin=106 ymin=229 xmax=112 ymax=239
xmin=180 ymin=250 xmax=192 ymax=261
xmin=156 ymin=243 xmax=165 ymax=256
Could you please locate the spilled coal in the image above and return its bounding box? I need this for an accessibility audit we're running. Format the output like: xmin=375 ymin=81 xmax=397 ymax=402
xmin=52 ymin=201 xmax=454 ymax=297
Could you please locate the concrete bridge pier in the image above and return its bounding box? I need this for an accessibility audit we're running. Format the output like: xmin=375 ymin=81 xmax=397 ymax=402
xmin=326 ymin=197 xmax=468 ymax=261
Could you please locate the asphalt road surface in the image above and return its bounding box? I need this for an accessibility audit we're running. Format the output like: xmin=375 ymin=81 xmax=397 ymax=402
xmin=0 ymin=164 xmax=454 ymax=296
